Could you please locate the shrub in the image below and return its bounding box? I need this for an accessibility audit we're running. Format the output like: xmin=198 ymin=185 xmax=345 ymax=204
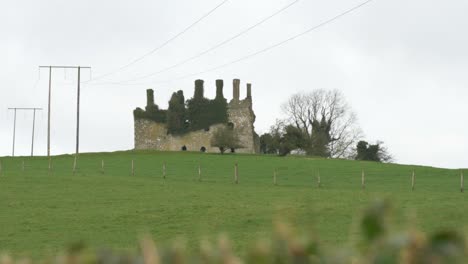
xmin=211 ymin=126 xmax=242 ymax=154
xmin=2 ymin=200 xmax=466 ymax=263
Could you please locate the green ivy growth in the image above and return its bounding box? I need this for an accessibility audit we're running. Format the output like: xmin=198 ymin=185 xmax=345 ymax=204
xmin=186 ymin=80 xmax=228 ymax=132
xmin=166 ymin=90 xmax=188 ymax=135
xmin=134 ymin=80 xmax=228 ymax=135
xmin=133 ymin=89 xmax=168 ymax=123
xmin=133 ymin=107 xmax=167 ymax=123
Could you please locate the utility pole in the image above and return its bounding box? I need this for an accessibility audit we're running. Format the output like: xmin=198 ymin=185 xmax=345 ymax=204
xmin=39 ymin=66 xmax=90 ymax=172
xmin=31 ymin=108 xmax=37 ymax=156
xmin=10 ymin=108 xmax=17 ymax=156
xmin=8 ymin=108 xmax=43 ymax=157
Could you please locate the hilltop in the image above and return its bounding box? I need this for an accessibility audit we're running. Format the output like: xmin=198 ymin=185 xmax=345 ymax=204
xmin=0 ymin=151 xmax=466 ymax=256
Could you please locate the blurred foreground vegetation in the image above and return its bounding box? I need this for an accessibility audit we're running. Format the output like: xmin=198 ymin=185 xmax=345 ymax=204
xmin=1 ymin=200 xmax=466 ymax=263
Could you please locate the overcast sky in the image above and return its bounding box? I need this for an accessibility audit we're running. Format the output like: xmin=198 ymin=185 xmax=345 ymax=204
xmin=1 ymin=0 xmax=467 ymax=168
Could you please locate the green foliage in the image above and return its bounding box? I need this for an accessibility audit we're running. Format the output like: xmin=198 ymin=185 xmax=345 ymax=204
xmin=135 ymin=82 xmax=228 ymax=134
xmin=281 ymin=125 xmax=307 ymax=155
xmin=260 ymin=133 xmax=276 ymax=154
xmin=186 ymin=96 xmax=211 ymax=131
xmin=209 ymin=97 xmax=228 ymax=124
xmin=260 ymin=121 xmax=283 ymax=155
xmin=185 ymin=79 xmax=228 ymax=132
xmin=361 ymin=200 xmax=390 ymax=242
xmin=261 ymin=124 xmax=308 ymax=156
xmin=263 ymin=118 xmax=333 ymax=157
xmin=186 ymin=97 xmax=227 ymax=132
xmin=308 ymin=117 xmax=332 ymax=157
xmin=133 ymin=89 xmax=167 ymax=123
xmin=1 ymin=199 xmax=467 ymax=263
xmin=210 ymin=126 xmax=242 ymax=154
xmin=133 ymin=107 xmax=167 ymax=123
xmin=166 ymin=90 xmax=187 ymax=135
xmin=356 ymin=141 xmax=392 ymax=162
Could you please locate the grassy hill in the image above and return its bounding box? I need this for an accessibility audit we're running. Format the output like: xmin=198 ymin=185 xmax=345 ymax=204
xmin=0 ymin=150 xmax=466 ymax=257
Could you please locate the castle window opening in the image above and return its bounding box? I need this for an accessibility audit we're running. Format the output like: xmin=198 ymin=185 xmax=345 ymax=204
xmin=228 ymin=122 xmax=234 ymax=129
xmin=181 ymin=145 xmax=187 ymax=151
xmin=200 ymin=147 xmax=206 ymax=152
xmin=230 ymin=148 xmax=235 ymax=153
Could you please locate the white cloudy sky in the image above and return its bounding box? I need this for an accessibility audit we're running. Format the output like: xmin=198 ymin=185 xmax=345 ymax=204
xmin=1 ymin=0 xmax=467 ymax=168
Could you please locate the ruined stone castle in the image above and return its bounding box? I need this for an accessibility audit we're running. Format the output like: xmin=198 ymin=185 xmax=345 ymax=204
xmin=133 ymin=79 xmax=260 ymax=153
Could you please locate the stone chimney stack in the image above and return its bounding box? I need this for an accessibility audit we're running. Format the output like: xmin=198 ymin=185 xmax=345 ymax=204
xmin=246 ymin=83 xmax=252 ymax=99
xmin=146 ymin=89 xmax=155 ymax=108
xmin=233 ymin=79 xmax=240 ymax=101
xmin=216 ymin=79 xmax=224 ymax=99
xmin=194 ymin=79 xmax=204 ymax=99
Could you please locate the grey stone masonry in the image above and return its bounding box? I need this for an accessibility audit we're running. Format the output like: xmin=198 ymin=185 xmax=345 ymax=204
xmin=134 ymin=79 xmax=260 ymax=154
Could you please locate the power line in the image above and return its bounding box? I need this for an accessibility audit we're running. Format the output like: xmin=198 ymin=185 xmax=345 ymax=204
xmin=39 ymin=66 xmax=91 ymax=172
xmin=91 ymin=0 xmax=375 ymax=87
xmin=110 ymin=0 xmax=301 ymax=84
xmin=85 ymin=0 xmax=230 ymax=83
xmin=7 ymin=108 xmax=43 ymax=157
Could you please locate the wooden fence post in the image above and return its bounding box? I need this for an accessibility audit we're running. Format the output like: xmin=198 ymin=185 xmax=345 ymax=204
xmin=73 ymin=156 xmax=77 ymax=175
xmin=198 ymin=164 xmax=202 ymax=182
xmin=273 ymin=169 xmax=277 ymax=186
xmin=48 ymin=158 xmax=52 ymax=175
xmin=412 ymin=170 xmax=415 ymax=191
xmin=163 ymin=162 xmax=166 ymax=179
xmin=101 ymin=160 xmax=105 ymax=174
xmin=234 ymin=163 xmax=238 ymax=184
xmin=461 ymin=172 xmax=464 ymax=193
xmin=361 ymin=170 xmax=365 ymax=190
xmin=317 ymin=170 xmax=321 ymax=188
xmin=22 ymin=160 xmax=25 ymax=172
xmin=131 ymin=159 xmax=135 ymax=176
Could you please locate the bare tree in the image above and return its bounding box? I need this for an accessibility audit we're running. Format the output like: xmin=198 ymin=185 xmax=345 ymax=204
xmin=281 ymin=90 xmax=362 ymax=158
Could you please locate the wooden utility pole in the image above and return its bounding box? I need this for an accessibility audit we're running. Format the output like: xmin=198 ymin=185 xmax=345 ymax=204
xmin=47 ymin=66 xmax=52 ymax=158
xmin=73 ymin=66 xmax=82 ymax=173
xmin=10 ymin=108 xmax=17 ymax=156
xmin=39 ymin=66 xmax=90 ymax=172
xmin=8 ymin=108 xmax=42 ymax=157
xmin=31 ymin=108 xmax=39 ymax=156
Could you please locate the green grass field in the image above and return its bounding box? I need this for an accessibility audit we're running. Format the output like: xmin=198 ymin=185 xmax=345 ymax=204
xmin=0 ymin=151 xmax=466 ymax=257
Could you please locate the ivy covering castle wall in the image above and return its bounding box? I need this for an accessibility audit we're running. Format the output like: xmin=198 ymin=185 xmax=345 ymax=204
xmin=133 ymin=79 xmax=228 ymax=135
xmin=133 ymin=79 xmax=260 ymax=154
xmin=133 ymin=89 xmax=167 ymax=123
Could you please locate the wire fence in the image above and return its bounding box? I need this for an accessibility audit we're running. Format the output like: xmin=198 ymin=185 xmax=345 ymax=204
xmin=0 ymin=154 xmax=465 ymax=193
